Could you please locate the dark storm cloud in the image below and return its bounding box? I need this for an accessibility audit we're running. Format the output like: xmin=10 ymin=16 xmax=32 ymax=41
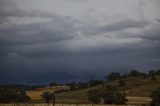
xmin=0 ymin=0 xmax=160 ymax=84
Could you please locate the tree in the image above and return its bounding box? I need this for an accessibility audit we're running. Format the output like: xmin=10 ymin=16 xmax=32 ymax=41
xmin=41 ymin=91 xmax=55 ymax=105
xmin=130 ymin=70 xmax=140 ymax=77
xmin=106 ymin=72 xmax=121 ymax=81
xmin=150 ymin=88 xmax=160 ymax=106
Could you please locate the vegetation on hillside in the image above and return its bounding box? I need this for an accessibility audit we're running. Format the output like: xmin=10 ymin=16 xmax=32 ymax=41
xmin=87 ymin=85 xmax=127 ymax=104
xmin=0 ymin=89 xmax=30 ymax=103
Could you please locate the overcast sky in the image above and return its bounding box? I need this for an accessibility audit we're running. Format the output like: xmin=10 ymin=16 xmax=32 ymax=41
xmin=0 ymin=0 xmax=160 ymax=84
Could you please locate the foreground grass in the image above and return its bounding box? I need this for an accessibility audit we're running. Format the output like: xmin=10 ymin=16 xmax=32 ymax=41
xmin=0 ymin=104 xmax=145 ymax=106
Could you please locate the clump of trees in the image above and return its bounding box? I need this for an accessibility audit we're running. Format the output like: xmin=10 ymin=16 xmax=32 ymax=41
xmin=49 ymin=82 xmax=63 ymax=87
xmin=41 ymin=91 xmax=55 ymax=105
xmin=150 ymin=87 xmax=160 ymax=106
xmin=105 ymin=69 xmax=160 ymax=82
xmin=106 ymin=72 xmax=121 ymax=81
xmin=0 ymin=89 xmax=31 ymax=103
xmin=87 ymin=85 xmax=127 ymax=105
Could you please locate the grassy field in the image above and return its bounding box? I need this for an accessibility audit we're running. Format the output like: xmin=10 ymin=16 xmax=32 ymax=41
xmin=26 ymin=76 xmax=160 ymax=104
xmin=27 ymin=86 xmax=69 ymax=102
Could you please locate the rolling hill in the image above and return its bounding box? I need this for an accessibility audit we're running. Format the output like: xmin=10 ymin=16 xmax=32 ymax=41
xmin=26 ymin=75 xmax=160 ymax=104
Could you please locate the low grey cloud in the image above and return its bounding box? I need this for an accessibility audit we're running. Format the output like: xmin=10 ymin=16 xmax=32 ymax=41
xmin=117 ymin=23 xmax=160 ymax=42
xmin=0 ymin=0 xmax=49 ymax=18
xmin=81 ymin=18 xmax=148 ymax=35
